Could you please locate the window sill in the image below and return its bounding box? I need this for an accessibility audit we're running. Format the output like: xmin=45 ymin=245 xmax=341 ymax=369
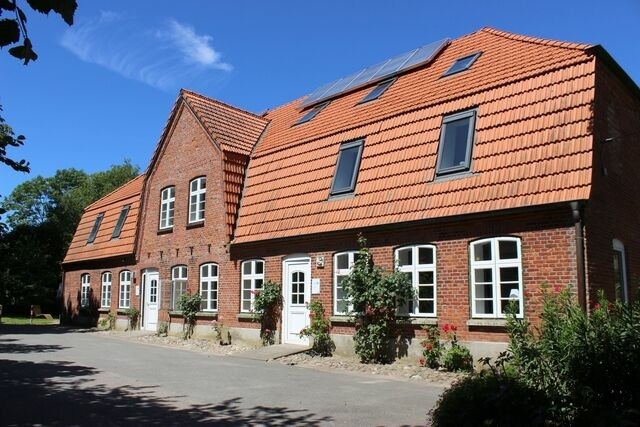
xmin=329 ymin=315 xmax=353 ymax=323
xmin=237 ymin=312 xmax=256 ymax=321
xmin=98 ymin=308 xmax=111 ymax=313
xmin=157 ymin=228 xmax=173 ymax=235
xmin=168 ymin=310 xmax=182 ymax=317
xmin=396 ymin=317 xmax=438 ymax=326
xmin=466 ymin=318 xmax=508 ymax=328
xmin=116 ymin=309 xmax=130 ymax=315
xmin=327 ymin=192 xmax=356 ymax=202
xmin=186 ymin=221 xmax=204 ymax=230
xmin=431 ymin=171 xmax=474 ymax=183
xmin=197 ymin=311 xmax=218 ymax=319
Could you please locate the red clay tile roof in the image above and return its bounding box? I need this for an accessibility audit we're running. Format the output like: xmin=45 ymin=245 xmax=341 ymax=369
xmin=63 ymin=174 xmax=145 ymax=264
xmin=233 ymin=28 xmax=597 ymax=243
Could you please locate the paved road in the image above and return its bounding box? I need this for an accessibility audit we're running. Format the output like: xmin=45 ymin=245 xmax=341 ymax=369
xmin=0 ymin=324 xmax=445 ymax=426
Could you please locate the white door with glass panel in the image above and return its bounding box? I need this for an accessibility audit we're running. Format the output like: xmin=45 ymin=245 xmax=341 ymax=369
xmin=283 ymin=258 xmax=311 ymax=345
xmin=144 ymin=270 xmax=160 ymax=331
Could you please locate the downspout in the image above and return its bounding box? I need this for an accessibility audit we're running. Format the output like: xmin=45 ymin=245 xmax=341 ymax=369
xmin=570 ymin=201 xmax=587 ymax=310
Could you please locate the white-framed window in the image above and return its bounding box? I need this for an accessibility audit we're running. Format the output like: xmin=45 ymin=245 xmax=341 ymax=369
xmin=188 ymin=177 xmax=206 ymax=223
xmin=200 ymin=263 xmax=218 ymax=311
xmin=80 ymin=274 xmax=91 ymax=307
xmin=171 ymin=265 xmax=188 ymax=310
xmin=241 ymin=260 xmax=264 ymax=312
xmin=101 ymin=272 xmax=112 ymax=308
xmin=159 ymin=186 xmax=175 ymax=230
xmin=334 ymin=251 xmax=360 ymax=315
xmin=119 ymin=270 xmax=132 ymax=309
xmin=470 ymin=237 xmax=523 ymax=318
xmin=396 ymin=245 xmax=437 ymax=316
xmin=613 ymin=239 xmax=629 ymax=303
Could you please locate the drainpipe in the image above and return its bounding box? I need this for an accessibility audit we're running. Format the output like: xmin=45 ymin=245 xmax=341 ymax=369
xmin=570 ymin=201 xmax=587 ymax=310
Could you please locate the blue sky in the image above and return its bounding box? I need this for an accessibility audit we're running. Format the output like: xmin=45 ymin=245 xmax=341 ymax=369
xmin=1 ymin=0 xmax=639 ymax=199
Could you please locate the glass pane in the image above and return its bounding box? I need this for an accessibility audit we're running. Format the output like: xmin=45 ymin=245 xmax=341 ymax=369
xmin=336 ymin=253 xmax=349 ymax=270
xmin=476 ymin=300 xmax=494 ymax=315
xmin=418 ymin=247 xmax=433 ymax=265
xmin=337 ymin=300 xmax=348 ymax=314
xmin=474 ymin=268 xmax=492 ymax=283
xmin=439 ymin=117 xmax=471 ymax=171
xmin=418 ymin=271 xmax=434 ymax=284
xmin=242 ymin=300 xmax=251 ymax=311
xmin=397 ymin=248 xmax=412 ymax=266
xmin=337 ymin=286 xmax=346 ymax=299
xmin=500 ymin=267 xmax=519 ymax=282
xmin=403 ymin=271 xmax=413 ymax=284
xmin=210 ymin=265 xmax=218 ymax=276
xmin=255 ymin=279 xmax=263 ymax=289
xmin=242 ymin=279 xmax=252 ymax=290
xmin=418 ymin=285 xmax=434 ymax=299
xmin=474 ymin=241 xmax=492 ymax=261
xmin=499 ymin=240 xmax=518 ymax=259
xmin=501 ymin=284 xmax=520 ymax=299
xmin=243 ymin=262 xmax=252 ymax=275
xmin=243 ymin=290 xmax=252 ymax=300
xmin=475 ymin=283 xmax=493 ymax=299
xmin=418 ymin=300 xmax=434 ymax=314
xmin=332 ymin=144 xmax=361 ymax=193
xmin=255 ymin=261 xmax=264 ymax=275
xmin=501 ymin=299 xmax=520 ymax=315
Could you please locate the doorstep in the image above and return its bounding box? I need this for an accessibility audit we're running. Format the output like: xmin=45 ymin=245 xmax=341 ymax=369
xmin=233 ymin=343 xmax=311 ymax=362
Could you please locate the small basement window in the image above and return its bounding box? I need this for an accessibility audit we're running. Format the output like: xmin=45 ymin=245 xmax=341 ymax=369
xmin=330 ymin=139 xmax=364 ymax=196
xmin=87 ymin=213 xmax=104 ymax=243
xmin=435 ymin=109 xmax=477 ymax=176
xmin=358 ymin=78 xmax=396 ymax=104
xmin=443 ymin=52 xmax=481 ymax=77
xmin=294 ymin=101 xmax=329 ymax=125
xmin=111 ymin=205 xmax=131 ymax=239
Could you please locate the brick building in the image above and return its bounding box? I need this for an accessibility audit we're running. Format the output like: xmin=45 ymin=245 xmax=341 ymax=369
xmin=62 ymin=28 xmax=640 ymax=357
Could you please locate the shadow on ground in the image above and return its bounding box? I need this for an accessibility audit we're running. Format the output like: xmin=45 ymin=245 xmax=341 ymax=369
xmin=0 ymin=323 xmax=95 ymax=336
xmin=0 ymin=357 xmax=333 ymax=426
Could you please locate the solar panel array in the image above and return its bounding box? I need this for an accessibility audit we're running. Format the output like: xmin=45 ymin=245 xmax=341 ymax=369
xmin=300 ymin=38 xmax=450 ymax=108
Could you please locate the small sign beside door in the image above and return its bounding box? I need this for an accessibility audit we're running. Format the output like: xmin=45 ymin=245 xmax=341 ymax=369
xmin=311 ymin=278 xmax=320 ymax=294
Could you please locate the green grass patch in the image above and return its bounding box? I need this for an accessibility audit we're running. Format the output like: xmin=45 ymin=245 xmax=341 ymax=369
xmin=0 ymin=316 xmax=58 ymax=325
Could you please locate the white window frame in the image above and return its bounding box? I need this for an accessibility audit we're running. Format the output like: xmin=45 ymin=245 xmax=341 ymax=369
xmin=200 ymin=263 xmax=219 ymax=312
xmin=101 ymin=272 xmax=112 ymax=308
xmin=119 ymin=270 xmax=132 ymax=309
xmin=470 ymin=237 xmax=523 ymax=319
xmin=171 ymin=265 xmax=188 ymax=310
xmin=188 ymin=177 xmax=206 ymax=223
xmin=159 ymin=186 xmax=175 ymax=230
xmin=333 ymin=251 xmax=359 ymax=315
xmin=241 ymin=260 xmax=264 ymax=312
xmin=395 ymin=245 xmax=437 ymax=317
xmin=80 ymin=274 xmax=91 ymax=308
xmin=613 ymin=239 xmax=629 ymax=303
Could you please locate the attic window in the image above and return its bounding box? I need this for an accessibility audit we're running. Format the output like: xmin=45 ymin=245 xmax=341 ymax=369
xmin=330 ymin=139 xmax=364 ymax=196
xmin=358 ymin=78 xmax=396 ymax=104
xmin=111 ymin=205 xmax=131 ymax=239
xmin=442 ymin=52 xmax=481 ymax=77
xmin=435 ymin=109 xmax=476 ymax=176
xmin=87 ymin=212 xmax=105 ymax=244
xmin=295 ymin=101 xmax=329 ymax=125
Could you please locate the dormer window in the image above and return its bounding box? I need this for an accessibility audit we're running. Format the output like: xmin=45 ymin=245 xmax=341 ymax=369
xmin=435 ymin=110 xmax=477 ymax=176
xmin=330 ymin=139 xmax=364 ymax=196
xmin=87 ymin=213 xmax=104 ymax=243
xmin=442 ymin=52 xmax=481 ymax=77
xmin=295 ymin=101 xmax=329 ymax=125
xmin=358 ymin=78 xmax=396 ymax=104
xmin=111 ymin=204 xmax=130 ymax=239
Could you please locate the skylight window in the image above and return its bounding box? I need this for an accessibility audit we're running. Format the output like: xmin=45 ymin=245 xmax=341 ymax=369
xmin=358 ymin=78 xmax=396 ymax=104
xmin=87 ymin=212 xmax=104 ymax=243
xmin=111 ymin=204 xmax=131 ymax=239
xmin=442 ymin=52 xmax=481 ymax=77
xmin=330 ymin=139 xmax=364 ymax=196
xmin=435 ymin=109 xmax=476 ymax=176
xmin=294 ymin=101 xmax=329 ymax=125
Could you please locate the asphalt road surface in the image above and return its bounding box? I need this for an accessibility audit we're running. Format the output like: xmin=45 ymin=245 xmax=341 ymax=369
xmin=0 ymin=324 xmax=445 ymax=426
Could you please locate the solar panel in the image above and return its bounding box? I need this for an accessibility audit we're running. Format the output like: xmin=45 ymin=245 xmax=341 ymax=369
xmin=300 ymin=38 xmax=449 ymax=108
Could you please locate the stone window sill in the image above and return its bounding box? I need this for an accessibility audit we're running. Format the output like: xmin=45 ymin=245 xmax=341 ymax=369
xmin=236 ymin=312 xmax=255 ymax=321
xmin=466 ymin=318 xmax=508 ymax=327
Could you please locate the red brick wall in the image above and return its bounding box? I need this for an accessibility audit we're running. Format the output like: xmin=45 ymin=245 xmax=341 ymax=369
xmin=586 ymin=58 xmax=640 ymax=305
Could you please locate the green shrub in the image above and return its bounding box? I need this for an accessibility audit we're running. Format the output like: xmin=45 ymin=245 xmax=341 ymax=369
xmin=252 ymin=280 xmax=282 ymax=345
xmin=419 ymin=323 xmax=472 ymax=372
xmin=299 ymin=300 xmax=335 ymax=356
xmin=419 ymin=325 xmax=442 ymax=369
xmin=156 ymin=321 xmax=168 ymax=337
xmin=177 ymin=292 xmax=201 ymax=339
xmin=98 ymin=312 xmax=116 ymax=330
xmin=124 ymin=307 xmax=139 ymax=331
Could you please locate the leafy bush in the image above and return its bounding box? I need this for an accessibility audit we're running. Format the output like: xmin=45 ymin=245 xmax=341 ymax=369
xmin=419 ymin=324 xmax=472 ymax=372
xmin=299 ymin=300 xmax=335 ymax=356
xmin=211 ymin=320 xmax=231 ymax=345
xmin=124 ymin=307 xmax=139 ymax=331
xmin=98 ymin=312 xmax=116 ymax=330
xmin=177 ymin=292 xmax=201 ymax=339
xmin=342 ymin=235 xmax=414 ymax=364
xmin=419 ymin=325 xmax=442 ymax=369
xmin=157 ymin=321 xmax=168 ymax=337
xmin=252 ymin=280 xmax=282 ymax=345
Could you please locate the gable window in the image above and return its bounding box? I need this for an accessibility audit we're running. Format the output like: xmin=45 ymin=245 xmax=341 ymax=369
xmin=330 ymin=139 xmax=364 ymax=196
xmin=80 ymin=274 xmax=91 ymax=308
xmin=435 ymin=110 xmax=476 ymax=176
xmin=200 ymin=263 xmax=219 ymax=312
xmin=119 ymin=270 xmax=132 ymax=309
xmin=442 ymin=52 xmax=482 ymax=77
xmin=334 ymin=251 xmax=360 ymax=315
xmin=87 ymin=212 xmax=104 ymax=243
xmin=470 ymin=237 xmax=523 ymax=318
xmin=396 ymin=245 xmax=437 ymax=316
xmin=111 ymin=205 xmax=130 ymax=239
xmin=188 ymin=177 xmax=206 ymax=223
xmin=241 ymin=260 xmax=264 ymax=312
xmin=294 ymin=101 xmax=329 ymax=125
xmin=613 ymin=239 xmax=629 ymax=303
xmin=101 ymin=272 xmax=112 ymax=308
xmin=171 ymin=265 xmax=188 ymax=310
xmin=358 ymin=78 xmax=396 ymax=104
xmin=160 ymin=186 xmax=175 ymax=229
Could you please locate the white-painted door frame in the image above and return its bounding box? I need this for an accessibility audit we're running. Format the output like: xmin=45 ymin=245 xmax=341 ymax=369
xmin=282 ymin=256 xmax=311 ymax=345
xmin=143 ymin=269 xmax=160 ymax=331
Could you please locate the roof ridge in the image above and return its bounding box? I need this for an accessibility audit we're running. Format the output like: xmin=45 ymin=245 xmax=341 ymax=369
xmin=85 ymin=174 xmax=145 ymax=211
xmin=180 ymin=88 xmax=269 ymax=123
xmin=479 ymin=27 xmax=593 ymax=51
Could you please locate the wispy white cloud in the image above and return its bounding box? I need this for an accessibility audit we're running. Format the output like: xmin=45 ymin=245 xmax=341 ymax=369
xmin=60 ymin=12 xmax=232 ymax=91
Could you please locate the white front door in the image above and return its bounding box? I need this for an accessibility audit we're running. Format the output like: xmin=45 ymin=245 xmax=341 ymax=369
xmin=144 ymin=270 xmax=160 ymax=331
xmin=283 ymin=257 xmax=311 ymax=345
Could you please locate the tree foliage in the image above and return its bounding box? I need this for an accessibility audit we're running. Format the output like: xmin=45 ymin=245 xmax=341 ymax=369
xmin=0 ymin=106 xmax=30 ymax=173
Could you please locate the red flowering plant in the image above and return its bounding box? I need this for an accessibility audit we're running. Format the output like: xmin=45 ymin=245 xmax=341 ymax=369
xmin=418 ymin=323 xmax=473 ymax=372
xmin=252 ymin=280 xmax=282 ymax=346
xmin=419 ymin=325 xmax=442 ymax=369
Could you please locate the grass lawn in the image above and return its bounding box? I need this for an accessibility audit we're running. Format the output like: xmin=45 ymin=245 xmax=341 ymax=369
xmin=0 ymin=316 xmax=59 ymax=325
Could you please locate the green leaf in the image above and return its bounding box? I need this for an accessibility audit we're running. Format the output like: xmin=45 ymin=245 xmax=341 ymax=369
xmin=26 ymin=0 xmax=76 ymax=25
xmin=9 ymin=38 xmax=38 ymax=64
xmin=0 ymin=0 xmax=16 ymax=11
xmin=0 ymin=18 xmax=20 ymax=47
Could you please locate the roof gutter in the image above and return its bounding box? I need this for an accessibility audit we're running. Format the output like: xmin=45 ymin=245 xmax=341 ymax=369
xmin=570 ymin=201 xmax=587 ymax=310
